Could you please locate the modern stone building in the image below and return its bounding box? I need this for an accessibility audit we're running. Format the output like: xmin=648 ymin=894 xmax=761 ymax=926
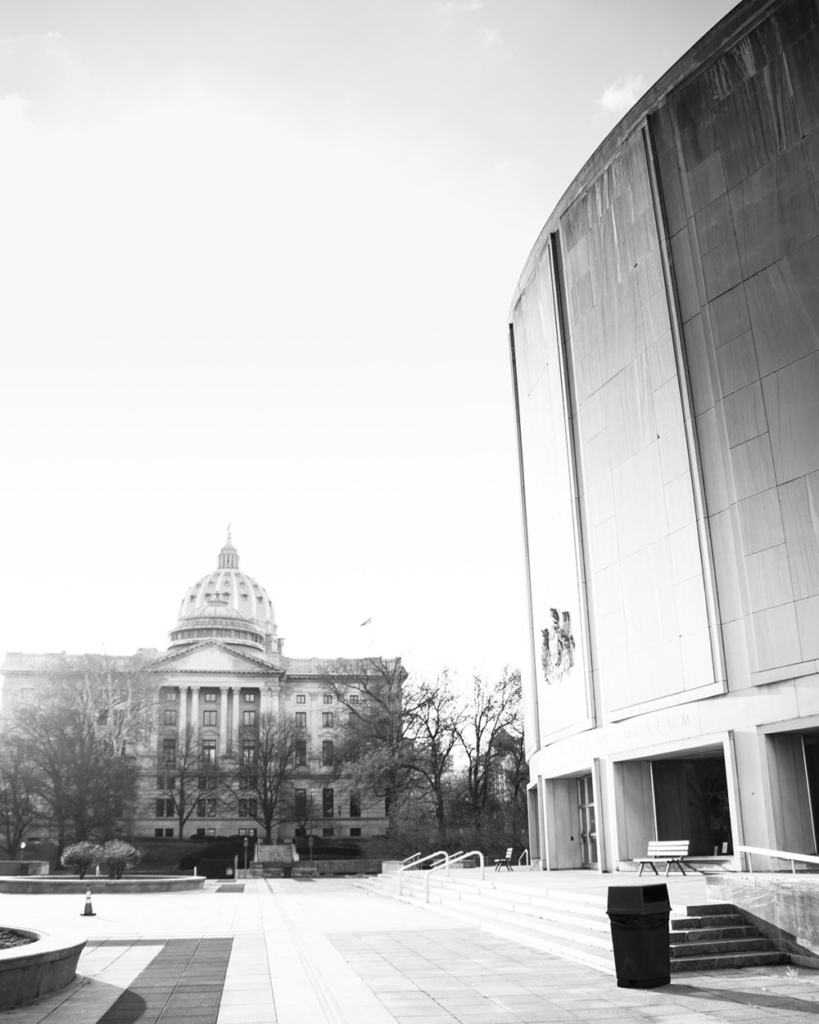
xmin=509 ymin=0 xmax=819 ymax=871
xmin=2 ymin=535 xmax=392 ymax=842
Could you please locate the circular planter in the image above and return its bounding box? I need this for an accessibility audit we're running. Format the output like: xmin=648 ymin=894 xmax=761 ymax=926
xmin=0 ymin=875 xmax=206 ymax=894
xmin=0 ymin=926 xmax=86 ymax=1010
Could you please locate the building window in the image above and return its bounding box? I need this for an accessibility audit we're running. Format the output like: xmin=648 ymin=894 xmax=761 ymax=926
xmin=295 ymin=828 xmax=306 ymax=837
xmin=241 ymin=740 xmax=256 ymax=764
xmin=155 ymin=798 xmax=174 ymax=818
xmin=154 ymin=828 xmax=164 ymax=838
xmin=323 ymin=789 xmax=334 ymax=818
xmin=207 ymin=828 xmax=216 ymax=837
xmin=164 ymin=828 xmax=174 ymax=838
xmin=162 ymin=739 xmax=176 ymax=766
xmin=248 ymin=828 xmax=257 ymax=837
xmin=197 ymin=799 xmax=206 ymax=817
xmin=238 ymin=828 xmax=246 ymax=836
xmin=350 ymin=828 xmax=361 ymax=837
xmin=322 ymin=712 xmax=333 ymax=728
xmin=203 ymin=710 xmax=217 ymax=726
xmin=243 ymin=710 xmax=256 ymax=727
xmin=202 ymin=740 xmax=217 ymax=764
xmin=239 ymin=799 xmax=258 ymax=818
xmin=295 ymin=712 xmax=306 ymax=728
xmin=162 ymin=688 xmax=178 ymax=702
xmin=349 ymin=694 xmax=360 ymax=703
xmin=164 ymin=709 xmax=178 ymax=726
xmin=295 ymin=739 xmax=307 ymax=766
xmin=350 ymin=791 xmax=361 ymax=818
xmin=323 ymin=828 xmax=334 ymax=837
xmin=156 ymin=776 xmax=165 ymax=790
xmin=322 ymin=741 xmax=334 ymax=766
xmin=244 ymin=692 xmax=256 ymax=702
xmin=207 ymin=799 xmax=217 ymax=817
xmin=295 ymin=789 xmax=307 ymax=818
xmin=323 ymin=694 xmax=333 ymax=704
xmin=204 ymin=692 xmax=217 ymax=703
xmin=296 ymin=694 xmax=306 ymax=704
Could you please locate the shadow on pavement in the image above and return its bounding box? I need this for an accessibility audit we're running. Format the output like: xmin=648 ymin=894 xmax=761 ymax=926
xmin=671 ymin=982 xmax=819 ymax=1016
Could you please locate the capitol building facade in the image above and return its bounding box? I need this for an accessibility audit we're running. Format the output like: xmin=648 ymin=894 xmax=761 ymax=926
xmin=2 ymin=535 xmax=391 ymax=842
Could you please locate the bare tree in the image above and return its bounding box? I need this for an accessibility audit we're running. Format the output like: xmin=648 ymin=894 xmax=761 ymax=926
xmin=160 ymin=725 xmax=222 ymax=839
xmin=13 ymin=688 xmax=138 ymax=855
xmin=222 ymin=711 xmax=302 ymax=840
xmin=328 ymin=657 xmax=415 ymax=830
xmin=407 ymin=673 xmax=463 ymax=846
xmin=455 ymin=668 xmax=522 ymax=835
xmin=0 ymin=737 xmax=40 ymax=857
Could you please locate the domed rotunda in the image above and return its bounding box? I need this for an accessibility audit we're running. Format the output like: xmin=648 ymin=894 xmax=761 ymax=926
xmin=168 ymin=533 xmax=278 ymax=654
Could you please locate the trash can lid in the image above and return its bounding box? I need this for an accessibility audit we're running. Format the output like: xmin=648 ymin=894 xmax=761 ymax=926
xmin=607 ymin=884 xmax=670 ymax=914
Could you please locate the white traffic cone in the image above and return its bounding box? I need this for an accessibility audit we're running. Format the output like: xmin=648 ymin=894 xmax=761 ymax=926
xmin=80 ymin=889 xmax=96 ymax=917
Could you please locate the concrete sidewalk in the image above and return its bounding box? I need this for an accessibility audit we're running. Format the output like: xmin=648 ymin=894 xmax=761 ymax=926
xmin=2 ymin=876 xmax=819 ymax=1023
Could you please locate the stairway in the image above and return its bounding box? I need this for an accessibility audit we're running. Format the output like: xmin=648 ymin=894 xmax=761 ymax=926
xmin=357 ymin=873 xmax=788 ymax=974
xmin=670 ymin=903 xmax=788 ymax=971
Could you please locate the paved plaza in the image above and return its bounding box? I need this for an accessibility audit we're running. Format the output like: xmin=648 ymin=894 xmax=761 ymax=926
xmin=3 ymin=875 xmax=819 ymax=1023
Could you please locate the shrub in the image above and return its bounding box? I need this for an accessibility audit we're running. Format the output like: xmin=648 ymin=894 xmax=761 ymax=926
xmin=61 ymin=842 xmax=103 ymax=879
xmin=99 ymin=840 xmax=141 ymax=879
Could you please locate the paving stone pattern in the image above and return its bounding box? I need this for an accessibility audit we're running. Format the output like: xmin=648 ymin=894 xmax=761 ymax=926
xmin=97 ymin=939 xmax=232 ymax=1024
xmin=4 ymin=877 xmax=819 ymax=1023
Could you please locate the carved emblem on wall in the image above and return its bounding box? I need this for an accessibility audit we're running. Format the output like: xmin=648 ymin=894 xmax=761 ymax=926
xmin=541 ymin=608 xmax=575 ymax=684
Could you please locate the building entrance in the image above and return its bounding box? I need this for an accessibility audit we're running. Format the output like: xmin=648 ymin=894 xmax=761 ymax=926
xmin=653 ymin=756 xmax=731 ymax=856
xmin=805 ymin=735 xmax=819 ymax=850
xmin=577 ymin=774 xmax=598 ymax=867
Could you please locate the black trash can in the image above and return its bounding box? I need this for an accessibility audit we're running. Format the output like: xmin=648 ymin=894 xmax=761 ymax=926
xmin=606 ymin=884 xmax=671 ymax=988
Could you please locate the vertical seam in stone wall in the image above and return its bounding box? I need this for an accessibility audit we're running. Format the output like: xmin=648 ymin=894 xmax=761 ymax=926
xmin=643 ymin=115 xmax=729 ymax=693
xmin=548 ymin=232 xmax=598 ymax=731
xmin=508 ymin=320 xmax=541 ymax=755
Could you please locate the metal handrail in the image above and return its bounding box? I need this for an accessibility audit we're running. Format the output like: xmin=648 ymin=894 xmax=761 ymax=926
xmin=518 ymin=849 xmax=530 ymax=866
xmin=401 ymin=851 xmax=422 ymax=867
xmin=398 ymin=850 xmax=448 ymax=895
xmin=737 ymin=845 xmax=819 ymax=874
xmin=425 ymin=850 xmax=485 ymax=903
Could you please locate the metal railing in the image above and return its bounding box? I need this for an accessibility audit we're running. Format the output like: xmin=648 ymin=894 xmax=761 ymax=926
xmin=398 ymin=850 xmax=448 ymax=895
xmin=401 ymin=851 xmax=422 ymax=867
xmin=737 ymin=845 xmax=819 ymax=874
xmin=425 ymin=850 xmax=485 ymax=903
xmin=518 ymin=849 xmax=530 ymax=866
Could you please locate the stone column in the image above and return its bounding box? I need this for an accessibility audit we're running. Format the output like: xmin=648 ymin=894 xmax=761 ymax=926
xmin=263 ymin=684 xmax=278 ymax=715
xmin=232 ymin=689 xmax=240 ymax=747
xmin=178 ymin=685 xmax=188 ymax=741
xmin=190 ymin=686 xmax=201 ymax=738
xmin=219 ymin=688 xmax=229 ymax=755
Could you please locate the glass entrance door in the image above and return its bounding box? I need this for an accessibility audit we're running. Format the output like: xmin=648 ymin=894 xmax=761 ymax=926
xmin=577 ymin=774 xmax=598 ymax=867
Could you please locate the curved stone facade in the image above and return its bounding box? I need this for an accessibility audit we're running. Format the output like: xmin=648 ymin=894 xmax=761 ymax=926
xmin=509 ymin=0 xmax=819 ymax=870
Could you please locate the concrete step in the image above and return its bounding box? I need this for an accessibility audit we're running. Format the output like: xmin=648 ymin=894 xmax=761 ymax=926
xmin=672 ymin=925 xmax=757 ymax=942
xmin=670 ymin=950 xmax=788 ymax=972
xmin=671 ymin=914 xmax=745 ymax=930
xmin=671 ymin=937 xmax=772 ymax=958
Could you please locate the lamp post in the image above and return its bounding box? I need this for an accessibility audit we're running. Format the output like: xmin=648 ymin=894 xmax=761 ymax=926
xmin=243 ymin=835 xmax=249 ymax=879
xmin=309 ymin=790 xmax=314 ymax=863
xmin=19 ymin=841 xmax=26 ymax=862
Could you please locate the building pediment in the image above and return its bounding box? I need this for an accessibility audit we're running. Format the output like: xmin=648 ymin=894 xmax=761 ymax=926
xmin=151 ymin=640 xmax=279 ymax=676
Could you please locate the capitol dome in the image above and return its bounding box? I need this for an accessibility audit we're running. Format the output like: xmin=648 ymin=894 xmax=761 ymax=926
xmin=168 ymin=534 xmax=277 ymax=654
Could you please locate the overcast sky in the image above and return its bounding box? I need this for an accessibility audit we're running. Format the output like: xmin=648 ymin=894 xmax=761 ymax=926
xmin=0 ymin=0 xmax=738 ymax=679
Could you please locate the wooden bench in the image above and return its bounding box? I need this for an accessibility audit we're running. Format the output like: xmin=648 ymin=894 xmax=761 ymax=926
xmin=634 ymin=840 xmax=690 ymax=876
xmin=494 ymin=847 xmax=513 ymax=872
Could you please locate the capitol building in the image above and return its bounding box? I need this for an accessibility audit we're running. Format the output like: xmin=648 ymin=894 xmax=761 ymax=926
xmin=2 ymin=535 xmax=392 ymax=842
